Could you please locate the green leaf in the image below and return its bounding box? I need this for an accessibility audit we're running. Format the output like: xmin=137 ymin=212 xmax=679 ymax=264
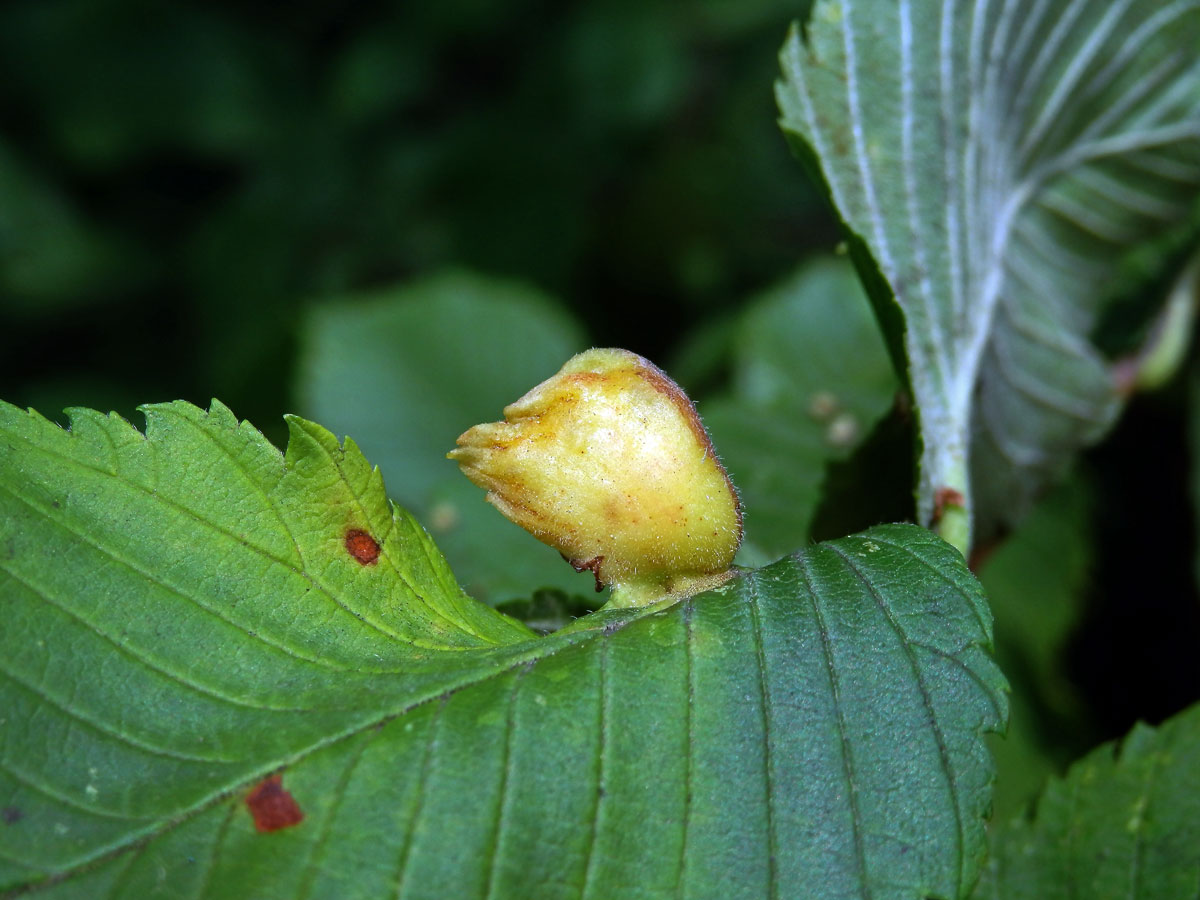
xmin=0 ymin=400 xmax=531 ymax=889
xmin=0 ymin=401 xmax=1005 ymax=898
xmin=699 ymin=257 xmax=898 ymax=562
xmin=777 ymin=0 xmax=1200 ymax=545
xmin=296 ymin=270 xmax=593 ymax=605
xmin=977 ymin=702 xmax=1200 ymax=898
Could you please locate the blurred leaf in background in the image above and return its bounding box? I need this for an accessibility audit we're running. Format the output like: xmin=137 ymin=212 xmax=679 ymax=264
xmin=977 ymin=476 xmax=1095 ymax=819
xmin=0 ymin=141 xmax=148 ymax=314
xmin=678 ymin=256 xmax=901 ymax=565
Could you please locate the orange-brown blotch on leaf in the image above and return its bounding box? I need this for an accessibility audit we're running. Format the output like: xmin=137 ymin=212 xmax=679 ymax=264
xmin=344 ymin=528 xmax=381 ymax=565
xmin=449 ymin=348 xmax=742 ymax=607
xmin=246 ymin=774 xmax=304 ymax=833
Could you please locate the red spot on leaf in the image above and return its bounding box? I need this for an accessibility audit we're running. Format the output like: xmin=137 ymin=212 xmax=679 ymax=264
xmin=246 ymin=775 xmax=304 ymax=833
xmin=344 ymin=529 xmax=380 ymax=565
xmin=1 ymin=807 xmax=22 ymax=825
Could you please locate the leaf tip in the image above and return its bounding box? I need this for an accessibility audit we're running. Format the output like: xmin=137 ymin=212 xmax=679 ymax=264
xmin=281 ymin=413 xmax=333 ymax=462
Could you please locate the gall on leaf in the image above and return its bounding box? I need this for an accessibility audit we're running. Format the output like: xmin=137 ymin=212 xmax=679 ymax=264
xmin=449 ymin=348 xmax=742 ymax=608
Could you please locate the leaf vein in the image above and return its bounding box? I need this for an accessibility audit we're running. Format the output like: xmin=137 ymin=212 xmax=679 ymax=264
xmin=0 ymin=567 xmax=308 ymax=713
xmin=674 ymin=599 xmax=696 ymax=899
xmin=157 ymin=406 xmax=305 ymax=568
xmin=1128 ymin=747 xmax=1166 ymax=900
xmin=0 ymin=479 xmax=349 ymax=671
xmin=1079 ymin=2 xmax=1200 ymax=140
xmin=391 ymin=695 xmax=447 ymax=900
xmin=1009 ymin=0 xmax=1091 ymax=158
xmin=0 ymin=755 xmax=149 ymax=822
xmin=578 ymin=639 xmax=608 ymax=900
xmin=828 ymin=545 xmax=967 ymax=895
xmin=1018 ymin=0 xmax=1137 ymax=167
xmin=791 ymin=554 xmax=869 ymax=897
xmin=189 ymin=801 xmax=238 ymax=900
xmin=481 ymin=666 xmax=528 ymax=900
xmin=99 ymin=836 xmax=147 ymax=900
xmin=294 ymin=728 xmax=380 ymax=900
xmin=984 ymin=331 xmax=1111 ymax=421
xmin=0 ymin=663 xmax=231 ymax=765
xmin=900 ymin=0 xmax=942 ymax=348
xmin=745 ymin=571 xmax=780 ymax=900
xmin=908 ymin=641 xmax=1006 ymax=725
xmin=846 ymin=534 xmax=990 ymax=637
xmin=294 ymin=423 xmax=478 ymax=643
xmin=1 ymin=424 xmax=447 ymax=655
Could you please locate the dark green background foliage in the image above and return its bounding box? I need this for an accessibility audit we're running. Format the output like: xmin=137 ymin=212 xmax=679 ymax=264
xmin=0 ymin=0 xmax=824 ymax=435
xmin=3 ymin=0 xmax=1200 ymax=896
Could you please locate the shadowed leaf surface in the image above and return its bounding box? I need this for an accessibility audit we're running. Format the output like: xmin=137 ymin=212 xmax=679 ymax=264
xmin=0 ymin=400 xmax=1004 ymax=899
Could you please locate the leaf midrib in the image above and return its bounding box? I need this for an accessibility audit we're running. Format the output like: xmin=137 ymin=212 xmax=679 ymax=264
xmin=14 ymin=619 xmax=615 ymax=893
xmin=791 ymin=0 xmax=1200 ymax=426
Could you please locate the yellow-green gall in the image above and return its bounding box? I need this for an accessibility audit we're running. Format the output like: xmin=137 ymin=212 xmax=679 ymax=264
xmin=449 ymin=348 xmax=742 ymax=607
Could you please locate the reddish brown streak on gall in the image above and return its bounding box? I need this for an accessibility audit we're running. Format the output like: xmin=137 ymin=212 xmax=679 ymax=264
xmin=344 ymin=528 xmax=381 ymax=565
xmin=568 ymin=554 xmax=606 ymax=592
xmin=246 ymin=775 xmax=304 ymax=833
